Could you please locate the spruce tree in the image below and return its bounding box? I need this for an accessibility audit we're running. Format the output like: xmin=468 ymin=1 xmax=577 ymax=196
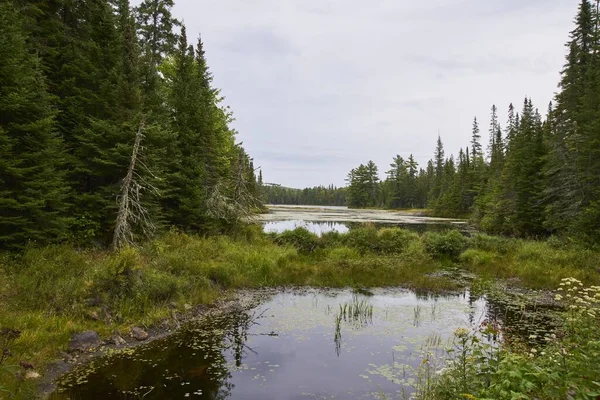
xmin=0 ymin=1 xmax=68 ymax=248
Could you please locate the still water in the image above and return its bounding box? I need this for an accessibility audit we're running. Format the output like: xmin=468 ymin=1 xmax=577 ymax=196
xmin=52 ymin=289 xmax=497 ymax=400
xmin=263 ymin=220 xmax=350 ymax=235
xmin=260 ymin=205 xmax=469 ymax=235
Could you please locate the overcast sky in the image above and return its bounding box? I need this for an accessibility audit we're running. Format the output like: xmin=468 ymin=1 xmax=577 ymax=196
xmin=162 ymin=0 xmax=576 ymax=188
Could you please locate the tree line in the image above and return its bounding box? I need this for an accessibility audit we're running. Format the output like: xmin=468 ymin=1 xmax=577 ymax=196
xmin=0 ymin=0 xmax=260 ymax=249
xmin=325 ymin=1 xmax=600 ymax=243
xmin=263 ymin=184 xmax=347 ymax=206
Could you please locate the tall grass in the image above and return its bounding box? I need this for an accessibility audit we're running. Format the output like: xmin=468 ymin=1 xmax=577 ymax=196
xmin=0 ymin=226 xmax=599 ymax=397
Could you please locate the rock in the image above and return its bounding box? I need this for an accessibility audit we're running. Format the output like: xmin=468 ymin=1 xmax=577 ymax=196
xmin=67 ymin=331 xmax=101 ymax=353
xmin=87 ymin=311 xmax=100 ymax=321
xmin=130 ymin=326 xmax=148 ymax=341
xmin=25 ymin=371 xmax=41 ymax=380
xmin=110 ymin=333 xmax=126 ymax=346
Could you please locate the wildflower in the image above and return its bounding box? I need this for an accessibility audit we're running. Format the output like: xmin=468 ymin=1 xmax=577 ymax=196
xmin=454 ymin=327 xmax=470 ymax=338
xmin=530 ymin=348 xmax=537 ymax=354
xmin=554 ymin=294 xmax=563 ymax=301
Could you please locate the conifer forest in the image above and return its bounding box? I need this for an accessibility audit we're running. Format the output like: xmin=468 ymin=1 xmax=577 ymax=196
xmin=1 ymin=1 xmax=600 ymax=400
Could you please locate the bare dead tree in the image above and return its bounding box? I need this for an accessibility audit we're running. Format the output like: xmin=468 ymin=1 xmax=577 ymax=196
xmin=112 ymin=117 xmax=158 ymax=249
xmin=206 ymin=147 xmax=261 ymax=223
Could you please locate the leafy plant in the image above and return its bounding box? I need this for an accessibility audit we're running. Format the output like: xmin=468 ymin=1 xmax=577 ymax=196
xmin=423 ymin=230 xmax=468 ymax=260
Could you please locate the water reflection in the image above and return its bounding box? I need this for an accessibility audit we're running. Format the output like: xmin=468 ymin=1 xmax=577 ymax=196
xmin=52 ymin=289 xmax=557 ymax=400
xmin=263 ymin=220 xmax=349 ymax=235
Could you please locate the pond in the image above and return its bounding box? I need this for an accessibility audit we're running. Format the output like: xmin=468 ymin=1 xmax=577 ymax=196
xmin=50 ymin=288 xmax=544 ymax=400
xmin=260 ymin=205 xmax=469 ymax=235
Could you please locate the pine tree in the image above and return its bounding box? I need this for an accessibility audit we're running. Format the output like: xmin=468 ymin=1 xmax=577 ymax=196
xmin=428 ymin=136 xmax=445 ymax=205
xmin=470 ymin=117 xmax=483 ymax=163
xmin=0 ymin=1 xmax=68 ymax=248
xmin=545 ymin=0 xmax=598 ymax=238
xmin=162 ymin=26 xmax=207 ymax=230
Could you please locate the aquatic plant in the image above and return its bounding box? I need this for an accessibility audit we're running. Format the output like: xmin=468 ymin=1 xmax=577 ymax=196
xmin=413 ymin=305 xmax=422 ymax=327
xmin=333 ymin=295 xmax=374 ymax=356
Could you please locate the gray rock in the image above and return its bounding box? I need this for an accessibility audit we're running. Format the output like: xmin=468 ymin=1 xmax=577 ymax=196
xmin=130 ymin=326 xmax=148 ymax=341
xmin=110 ymin=333 xmax=127 ymax=346
xmin=67 ymin=331 xmax=101 ymax=353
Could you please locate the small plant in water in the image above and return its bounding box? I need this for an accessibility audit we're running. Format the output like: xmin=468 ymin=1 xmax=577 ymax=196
xmin=413 ymin=304 xmax=422 ymax=327
xmin=333 ymin=295 xmax=373 ymax=356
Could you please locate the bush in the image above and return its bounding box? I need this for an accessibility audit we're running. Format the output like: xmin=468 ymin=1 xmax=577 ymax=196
xmin=342 ymin=226 xmax=379 ymax=254
xmin=274 ymin=228 xmax=320 ymax=253
xmin=423 ymin=230 xmax=468 ymax=260
xmin=376 ymin=228 xmax=420 ymax=254
xmin=320 ymin=231 xmax=344 ymax=248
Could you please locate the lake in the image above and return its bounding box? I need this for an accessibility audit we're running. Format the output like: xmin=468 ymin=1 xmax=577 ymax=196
xmin=260 ymin=205 xmax=468 ymax=235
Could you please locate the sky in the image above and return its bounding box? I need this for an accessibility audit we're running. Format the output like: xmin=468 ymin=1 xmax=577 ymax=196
xmin=158 ymin=0 xmax=577 ymax=188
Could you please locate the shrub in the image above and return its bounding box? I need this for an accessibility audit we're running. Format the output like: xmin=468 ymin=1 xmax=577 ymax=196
xmin=275 ymin=228 xmax=320 ymax=253
xmin=320 ymin=231 xmax=344 ymax=248
xmin=342 ymin=226 xmax=379 ymax=254
xmin=423 ymin=230 xmax=468 ymax=260
xmin=376 ymin=228 xmax=420 ymax=254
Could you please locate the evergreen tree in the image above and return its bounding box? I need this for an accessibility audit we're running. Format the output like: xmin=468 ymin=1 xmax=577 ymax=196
xmin=0 ymin=1 xmax=68 ymax=248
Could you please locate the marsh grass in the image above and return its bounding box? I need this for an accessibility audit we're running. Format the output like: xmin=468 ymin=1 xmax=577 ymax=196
xmin=460 ymin=234 xmax=600 ymax=288
xmin=334 ymin=295 xmax=374 ymax=356
xmin=0 ymin=226 xmax=599 ymax=397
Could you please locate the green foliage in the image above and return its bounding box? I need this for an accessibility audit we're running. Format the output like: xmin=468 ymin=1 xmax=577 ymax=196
xmin=274 ymin=227 xmax=321 ymax=253
xmin=1 ymin=0 xmax=261 ymax=248
xmin=423 ymin=230 xmax=468 ymax=260
xmin=372 ymin=228 xmax=420 ymax=254
xmin=342 ymin=226 xmax=380 ymax=254
xmin=14 ymin=246 xmax=90 ymax=312
xmin=264 ymin=185 xmax=347 ymax=206
xmin=346 ymin=161 xmax=380 ymax=208
xmin=424 ymin=278 xmax=600 ymax=400
xmin=469 ymin=233 xmax=515 ymax=254
xmin=341 ymin=226 xmax=421 ymax=255
xmin=0 ymin=1 xmax=68 ymax=249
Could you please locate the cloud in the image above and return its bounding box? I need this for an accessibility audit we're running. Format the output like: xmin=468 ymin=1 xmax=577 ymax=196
xmin=145 ymin=0 xmax=578 ymax=187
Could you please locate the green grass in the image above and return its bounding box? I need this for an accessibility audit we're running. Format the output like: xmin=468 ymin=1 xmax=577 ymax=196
xmin=0 ymin=226 xmax=599 ymax=398
xmin=460 ymin=234 xmax=600 ymax=288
